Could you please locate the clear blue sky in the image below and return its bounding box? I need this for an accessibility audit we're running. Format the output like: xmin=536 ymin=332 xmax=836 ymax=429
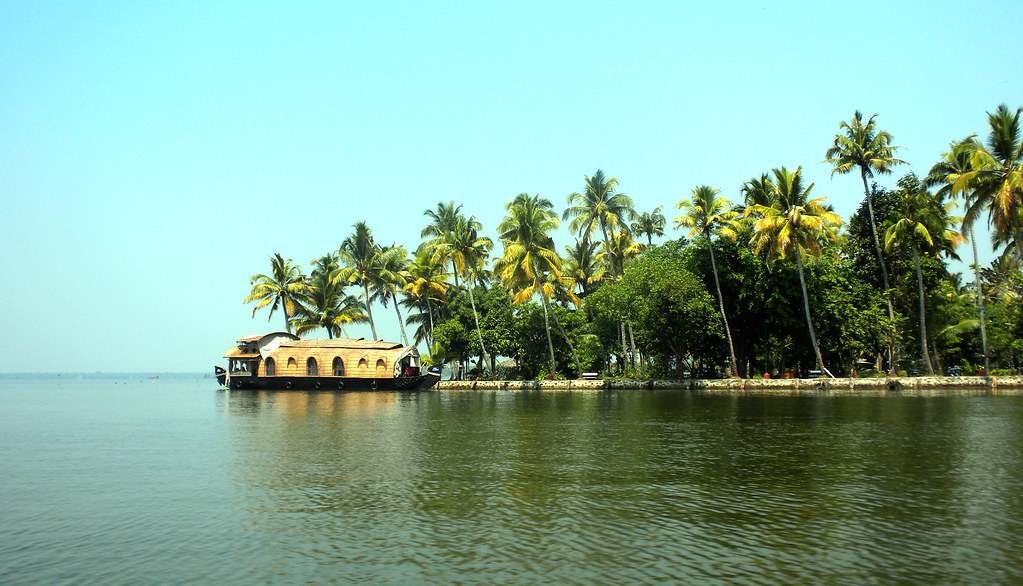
xmin=2 ymin=1 xmax=1020 ymax=373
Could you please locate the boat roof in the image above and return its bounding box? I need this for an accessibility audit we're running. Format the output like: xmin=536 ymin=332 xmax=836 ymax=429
xmin=279 ymin=339 xmax=406 ymax=351
xmin=236 ymin=332 xmax=293 ymax=343
xmin=224 ymin=347 xmax=261 ymax=358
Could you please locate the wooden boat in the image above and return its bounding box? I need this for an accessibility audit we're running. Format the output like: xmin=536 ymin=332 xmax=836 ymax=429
xmin=217 ymin=332 xmax=440 ymax=391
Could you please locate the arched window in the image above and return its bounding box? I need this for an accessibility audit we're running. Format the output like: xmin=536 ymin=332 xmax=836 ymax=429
xmin=375 ymin=359 xmax=387 ymax=376
xmin=265 ymin=357 xmax=276 ymax=376
xmin=307 ymin=357 xmax=318 ymax=376
xmin=332 ymin=357 xmax=345 ymax=376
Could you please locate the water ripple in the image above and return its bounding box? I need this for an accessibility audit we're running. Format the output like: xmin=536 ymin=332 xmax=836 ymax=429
xmin=4 ymin=385 xmax=1023 ymax=583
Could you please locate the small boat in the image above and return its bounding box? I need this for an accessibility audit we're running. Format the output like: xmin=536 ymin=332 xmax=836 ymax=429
xmin=215 ymin=332 xmax=440 ymax=391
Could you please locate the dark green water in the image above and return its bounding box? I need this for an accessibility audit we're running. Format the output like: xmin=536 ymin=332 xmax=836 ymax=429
xmin=2 ymin=378 xmax=1023 ymax=584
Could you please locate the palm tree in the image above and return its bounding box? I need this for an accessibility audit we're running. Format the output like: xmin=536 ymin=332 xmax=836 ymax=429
xmin=955 ymin=105 xmax=1023 ymax=265
xmin=824 ymin=111 xmax=907 ymax=351
xmin=604 ymin=230 xmax=643 ymax=278
xmin=244 ymin=253 xmax=311 ymax=334
xmin=433 ymin=215 xmax=495 ymax=376
xmin=495 ymin=193 xmax=582 ymax=377
xmin=884 ymin=177 xmax=965 ymax=375
xmin=632 ymin=206 xmax=666 ymax=246
xmin=926 ymin=138 xmax=991 ymax=373
xmin=335 ymin=221 xmax=384 ymax=339
xmin=563 ymin=239 xmax=606 ymax=299
xmin=292 ymin=253 xmax=364 ymax=338
xmin=747 ymin=167 xmax=842 ymax=376
xmin=564 ymin=170 xmax=635 ymax=281
xmin=421 ymin=201 xmax=465 ymax=287
xmin=565 ymin=170 xmax=636 ymax=372
xmin=402 ymin=252 xmax=449 ymax=349
xmin=292 ymin=271 xmax=368 ymax=339
xmin=675 ymin=185 xmax=741 ymax=377
xmin=369 ymin=245 xmax=411 ymax=345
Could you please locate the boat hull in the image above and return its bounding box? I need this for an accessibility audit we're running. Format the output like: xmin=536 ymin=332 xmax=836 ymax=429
xmin=221 ymin=370 xmax=441 ymax=392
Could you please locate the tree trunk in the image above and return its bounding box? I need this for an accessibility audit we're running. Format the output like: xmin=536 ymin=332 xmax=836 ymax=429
xmin=467 ymin=285 xmax=492 ymax=377
xmin=280 ymin=301 xmax=292 ymax=334
xmin=795 ymin=252 xmax=826 ymax=374
xmin=970 ymin=227 xmax=990 ymax=373
xmin=425 ymin=298 xmax=435 ymax=350
xmin=861 ymin=171 xmax=898 ymax=372
xmin=539 ymin=296 xmax=557 ymax=377
xmin=532 ymin=260 xmax=583 ymax=376
xmin=627 ymin=323 xmax=637 ymax=370
xmin=912 ymin=244 xmax=935 ymax=375
xmin=363 ymin=283 xmax=377 ymax=339
xmin=547 ymin=298 xmax=583 ymax=376
xmin=708 ymin=241 xmax=739 ymax=377
xmin=390 ymin=291 xmax=409 ymax=346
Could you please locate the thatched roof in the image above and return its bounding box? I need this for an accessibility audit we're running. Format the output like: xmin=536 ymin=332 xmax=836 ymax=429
xmin=279 ymin=339 xmax=404 ymax=351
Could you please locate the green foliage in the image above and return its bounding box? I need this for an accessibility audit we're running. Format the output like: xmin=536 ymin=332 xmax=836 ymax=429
xmin=241 ymin=108 xmax=1022 ymax=379
xmin=590 ymin=247 xmax=723 ymax=378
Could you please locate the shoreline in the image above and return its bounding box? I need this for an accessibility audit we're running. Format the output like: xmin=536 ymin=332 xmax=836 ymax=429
xmin=436 ymin=375 xmax=1023 ymax=395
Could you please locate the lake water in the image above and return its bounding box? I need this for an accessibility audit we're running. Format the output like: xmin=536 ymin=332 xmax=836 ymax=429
xmin=2 ymin=376 xmax=1023 ymax=584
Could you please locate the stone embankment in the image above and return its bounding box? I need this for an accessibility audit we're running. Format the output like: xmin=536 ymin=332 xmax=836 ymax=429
xmin=436 ymin=376 xmax=1023 ymax=395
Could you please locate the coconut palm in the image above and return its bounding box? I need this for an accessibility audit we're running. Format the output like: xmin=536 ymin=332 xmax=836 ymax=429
xmin=368 ymin=245 xmax=411 ymax=345
xmin=421 ymin=201 xmax=465 ymax=287
xmin=563 ymin=239 xmax=606 ymax=299
xmin=632 ymin=206 xmax=666 ymax=246
xmin=292 ymin=269 xmax=368 ymax=339
xmin=244 ymin=253 xmax=311 ymax=334
xmin=747 ymin=167 xmax=842 ymax=376
xmin=884 ymin=177 xmax=965 ymax=375
xmin=495 ymin=193 xmax=582 ymax=377
xmin=675 ymin=185 xmax=741 ymax=377
xmin=564 ymin=170 xmax=635 ymax=280
xmin=402 ymin=252 xmax=449 ymax=348
xmin=824 ymin=111 xmax=906 ymax=343
xmin=432 ymin=215 xmax=495 ymax=376
xmin=603 ymin=230 xmax=643 ymax=278
xmin=926 ymin=138 xmax=991 ymax=373
xmin=955 ymin=105 xmax=1023 ymax=265
xmin=335 ymin=221 xmax=384 ymax=339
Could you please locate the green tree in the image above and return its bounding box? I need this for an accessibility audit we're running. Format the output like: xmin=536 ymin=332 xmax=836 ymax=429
xmin=824 ymin=111 xmax=906 ymax=351
xmin=433 ymin=215 xmax=495 ymax=376
xmin=884 ymin=175 xmax=965 ymax=374
xmin=421 ymin=201 xmax=465 ymax=287
xmin=369 ymin=245 xmax=411 ymax=344
xmin=675 ymin=185 xmax=741 ymax=377
xmin=335 ymin=222 xmax=384 ymax=339
xmin=563 ymin=239 xmax=606 ymax=300
xmin=244 ymin=253 xmax=311 ymax=334
xmin=589 ymin=248 xmax=722 ymax=378
xmin=632 ymin=205 xmax=666 ymax=245
xmin=956 ymin=105 xmax=1023 ymax=265
xmin=495 ymin=193 xmax=582 ymax=376
xmin=401 ymin=252 xmax=449 ymax=348
xmin=292 ymin=253 xmax=368 ymax=338
xmin=747 ymin=167 xmax=842 ymax=376
xmin=926 ymin=138 xmax=991 ymax=372
xmin=564 ymin=169 xmax=635 ymax=281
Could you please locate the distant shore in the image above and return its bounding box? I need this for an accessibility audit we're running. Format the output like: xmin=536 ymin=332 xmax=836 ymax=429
xmin=437 ymin=376 xmax=1023 ymax=394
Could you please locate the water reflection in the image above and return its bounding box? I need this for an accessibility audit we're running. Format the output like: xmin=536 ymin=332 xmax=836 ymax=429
xmin=215 ymin=390 xmax=1023 ymax=583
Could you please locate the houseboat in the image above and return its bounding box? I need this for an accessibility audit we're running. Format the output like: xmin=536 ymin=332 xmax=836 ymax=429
xmin=218 ymin=332 xmax=440 ymax=391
